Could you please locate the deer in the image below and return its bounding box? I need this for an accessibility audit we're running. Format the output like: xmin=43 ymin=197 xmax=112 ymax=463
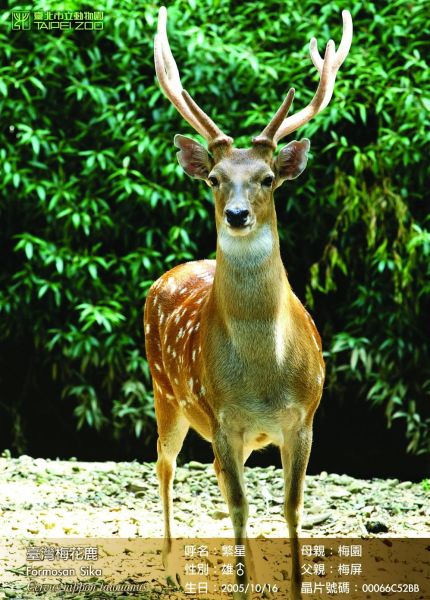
xmin=144 ymin=6 xmax=352 ymax=599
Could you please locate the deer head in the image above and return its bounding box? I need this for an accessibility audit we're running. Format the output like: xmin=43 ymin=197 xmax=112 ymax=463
xmin=154 ymin=7 xmax=352 ymax=237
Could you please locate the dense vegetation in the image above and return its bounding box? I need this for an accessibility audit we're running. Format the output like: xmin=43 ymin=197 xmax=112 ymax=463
xmin=0 ymin=0 xmax=429 ymax=457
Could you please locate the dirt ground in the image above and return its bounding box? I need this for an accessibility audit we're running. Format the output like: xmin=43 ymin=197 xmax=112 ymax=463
xmin=1 ymin=456 xmax=429 ymax=599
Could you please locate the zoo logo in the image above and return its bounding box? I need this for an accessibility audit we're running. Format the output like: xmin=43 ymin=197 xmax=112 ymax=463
xmin=11 ymin=11 xmax=31 ymax=30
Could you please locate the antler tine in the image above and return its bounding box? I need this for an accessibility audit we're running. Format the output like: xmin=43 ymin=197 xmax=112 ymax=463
xmin=182 ymin=90 xmax=233 ymax=149
xmin=265 ymin=10 xmax=352 ymax=145
xmin=154 ymin=7 xmax=201 ymax=134
xmin=309 ymin=37 xmax=324 ymax=74
xmin=154 ymin=6 xmax=232 ymax=147
xmin=310 ymin=10 xmax=353 ymax=74
xmin=273 ymin=39 xmax=336 ymax=143
xmin=335 ymin=10 xmax=353 ymax=68
xmin=252 ymin=88 xmax=295 ymax=149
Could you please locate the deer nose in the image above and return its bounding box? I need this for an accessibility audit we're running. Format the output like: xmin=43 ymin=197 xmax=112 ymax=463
xmin=225 ymin=208 xmax=250 ymax=228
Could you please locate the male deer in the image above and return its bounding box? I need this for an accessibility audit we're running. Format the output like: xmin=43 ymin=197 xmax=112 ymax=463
xmin=144 ymin=7 xmax=352 ymax=599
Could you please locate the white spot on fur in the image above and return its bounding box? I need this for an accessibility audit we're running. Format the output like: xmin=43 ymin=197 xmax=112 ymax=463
xmin=192 ymin=264 xmax=205 ymax=274
xmin=155 ymin=363 xmax=162 ymax=372
xmin=167 ymin=276 xmax=177 ymax=292
xmin=274 ymin=321 xmax=285 ymax=365
xmin=174 ymin=377 xmax=179 ymax=384
xmin=145 ymin=324 xmax=150 ymax=334
xmin=167 ymin=345 xmax=171 ymax=354
xmin=172 ymin=350 xmax=177 ymax=358
xmin=312 ymin=334 xmax=320 ymax=351
xmin=188 ymin=377 xmax=194 ymax=390
xmin=192 ymin=349 xmax=196 ymax=362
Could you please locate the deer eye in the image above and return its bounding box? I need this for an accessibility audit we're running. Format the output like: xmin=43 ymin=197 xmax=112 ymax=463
xmin=208 ymin=176 xmax=219 ymax=187
xmin=262 ymin=175 xmax=274 ymax=187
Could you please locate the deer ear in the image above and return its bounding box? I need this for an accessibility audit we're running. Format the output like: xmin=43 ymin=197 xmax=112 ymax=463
xmin=174 ymin=134 xmax=213 ymax=180
xmin=275 ymin=139 xmax=310 ymax=181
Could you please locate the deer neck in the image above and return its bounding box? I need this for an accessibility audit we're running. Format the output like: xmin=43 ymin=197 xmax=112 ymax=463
xmin=212 ymin=219 xmax=291 ymax=325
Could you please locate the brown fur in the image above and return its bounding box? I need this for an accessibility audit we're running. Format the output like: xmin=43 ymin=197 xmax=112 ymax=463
xmin=144 ymin=144 xmax=325 ymax=600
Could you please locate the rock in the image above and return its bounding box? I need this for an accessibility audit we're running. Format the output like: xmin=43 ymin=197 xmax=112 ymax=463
xmin=211 ymin=510 xmax=229 ymax=520
xmin=365 ymin=520 xmax=389 ymax=533
xmin=126 ymin=481 xmax=147 ymax=494
xmin=387 ymin=478 xmax=399 ymax=486
xmin=45 ymin=464 xmax=68 ymax=476
xmin=319 ymin=471 xmax=328 ymax=479
xmin=361 ymin=505 xmax=375 ymax=517
xmin=330 ymin=489 xmax=352 ymax=499
xmin=398 ymin=481 xmax=413 ymax=489
xmin=188 ymin=461 xmax=208 ymax=470
xmin=270 ymin=479 xmax=283 ymax=490
xmin=330 ymin=474 xmax=354 ymax=485
xmin=175 ymin=469 xmax=188 ymax=483
xmin=302 ymin=513 xmax=331 ymax=529
xmin=347 ymin=483 xmax=366 ymax=494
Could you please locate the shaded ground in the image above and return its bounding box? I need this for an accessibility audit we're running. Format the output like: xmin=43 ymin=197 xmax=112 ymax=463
xmin=0 ymin=456 xmax=429 ymax=598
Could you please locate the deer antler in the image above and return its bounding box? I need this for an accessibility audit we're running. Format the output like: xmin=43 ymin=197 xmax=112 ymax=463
xmin=253 ymin=10 xmax=353 ymax=148
xmin=154 ymin=7 xmax=233 ymax=150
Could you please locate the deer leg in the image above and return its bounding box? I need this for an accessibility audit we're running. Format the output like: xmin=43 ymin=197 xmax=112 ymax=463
xmin=154 ymin=392 xmax=189 ymax=587
xmin=213 ymin=430 xmax=253 ymax=600
xmin=281 ymin=425 xmax=313 ymax=600
xmin=213 ymin=447 xmax=252 ymax=504
xmin=214 ymin=445 xmax=265 ymax=589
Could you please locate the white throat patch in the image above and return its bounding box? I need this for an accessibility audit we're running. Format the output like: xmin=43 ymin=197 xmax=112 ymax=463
xmin=218 ymin=223 xmax=274 ymax=267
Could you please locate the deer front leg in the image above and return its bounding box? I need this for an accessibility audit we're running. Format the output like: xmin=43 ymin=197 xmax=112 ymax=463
xmin=281 ymin=424 xmax=313 ymax=600
xmin=213 ymin=429 xmax=252 ymax=600
xmin=155 ymin=400 xmax=189 ymax=588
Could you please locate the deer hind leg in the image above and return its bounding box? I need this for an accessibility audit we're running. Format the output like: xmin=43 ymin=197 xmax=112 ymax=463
xmin=214 ymin=445 xmax=264 ymax=589
xmin=213 ymin=430 xmax=254 ymax=600
xmin=281 ymin=424 xmax=313 ymax=600
xmin=154 ymin=387 xmax=189 ymax=587
xmin=213 ymin=446 xmax=252 ymax=504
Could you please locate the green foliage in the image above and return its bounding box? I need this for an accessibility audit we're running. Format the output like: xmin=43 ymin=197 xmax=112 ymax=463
xmin=0 ymin=0 xmax=429 ymax=454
